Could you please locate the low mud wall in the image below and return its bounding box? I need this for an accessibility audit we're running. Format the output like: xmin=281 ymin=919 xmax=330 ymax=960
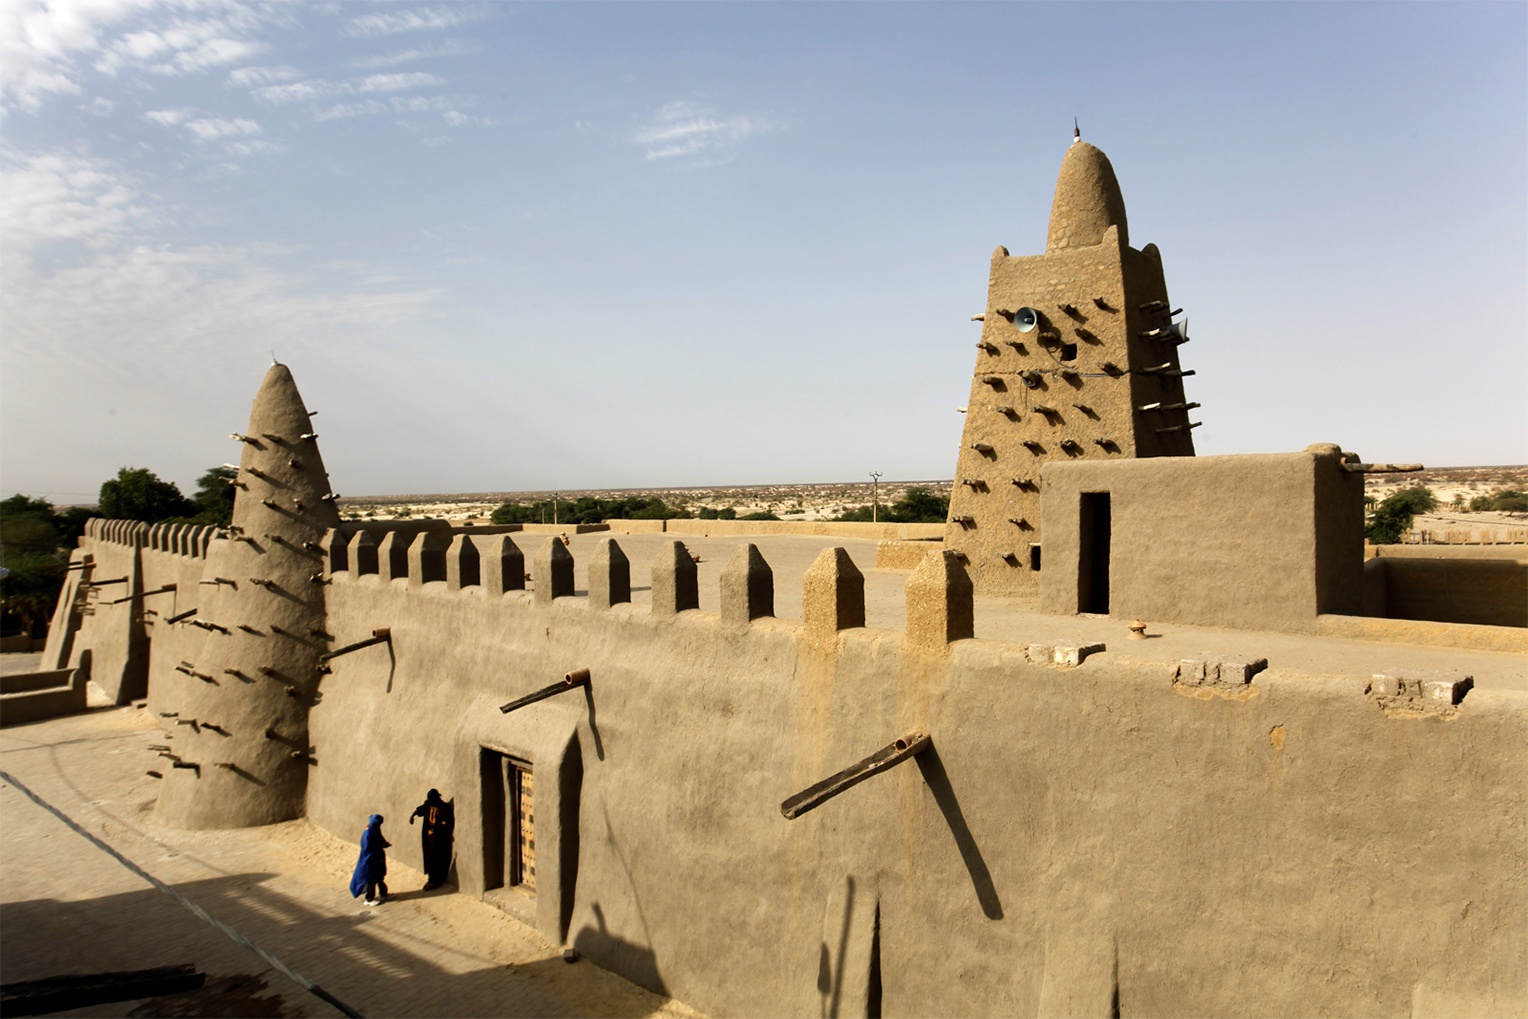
xmin=1363 ymin=557 xmax=1528 ymax=628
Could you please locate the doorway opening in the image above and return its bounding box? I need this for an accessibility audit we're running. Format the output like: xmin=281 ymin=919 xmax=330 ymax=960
xmin=482 ymin=750 xmax=535 ymax=894
xmin=1078 ymin=492 xmax=1111 ymax=614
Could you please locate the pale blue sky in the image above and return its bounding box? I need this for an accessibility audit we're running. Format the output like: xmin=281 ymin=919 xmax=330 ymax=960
xmin=2 ymin=1 xmax=1524 ymax=503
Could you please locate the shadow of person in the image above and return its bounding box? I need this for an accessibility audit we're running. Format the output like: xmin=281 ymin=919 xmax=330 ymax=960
xmin=915 ymin=746 xmax=1003 ymax=920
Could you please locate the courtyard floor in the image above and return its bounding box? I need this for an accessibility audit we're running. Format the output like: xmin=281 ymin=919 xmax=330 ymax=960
xmin=0 ymin=694 xmax=701 ymax=1019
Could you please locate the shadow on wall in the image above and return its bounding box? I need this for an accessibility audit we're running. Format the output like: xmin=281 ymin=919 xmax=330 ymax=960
xmin=573 ymin=902 xmax=665 ymax=997
xmin=817 ymin=876 xmax=883 ymax=1019
xmin=569 ymin=802 xmax=666 ymax=993
xmin=0 ymin=872 xmax=584 ymax=1017
xmin=916 ymin=746 xmax=1003 ymax=921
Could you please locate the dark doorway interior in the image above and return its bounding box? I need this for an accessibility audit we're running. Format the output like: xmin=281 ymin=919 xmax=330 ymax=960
xmin=1078 ymin=493 xmax=1111 ymax=614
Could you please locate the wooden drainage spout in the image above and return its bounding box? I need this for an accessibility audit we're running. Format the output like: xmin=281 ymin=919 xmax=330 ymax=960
xmin=499 ymin=668 xmax=591 ymax=714
xmin=780 ymin=731 xmax=931 ymax=820
xmin=319 ymin=628 xmax=391 ymax=662
xmin=1341 ymin=462 xmax=1424 ymax=473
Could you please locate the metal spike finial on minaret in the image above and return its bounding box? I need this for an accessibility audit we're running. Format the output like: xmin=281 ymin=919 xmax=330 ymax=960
xmin=1073 ymin=118 xmax=1080 ymax=145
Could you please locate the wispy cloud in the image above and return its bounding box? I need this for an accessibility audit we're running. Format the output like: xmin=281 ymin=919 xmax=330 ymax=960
xmin=143 ymin=109 xmax=270 ymax=157
xmin=312 ymin=99 xmax=389 ymax=122
xmin=250 ymin=72 xmax=445 ymax=106
xmin=312 ymin=95 xmax=454 ymax=123
xmin=634 ymin=101 xmax=771 ymax=165
xmin=357 ymin=72 xmax=443 ymax=93
xmin=349 ymin=40 xmax=471 ymax=70
xmin=252 ymin=78 xmax=349 ymax=104
xmin=346 ymin=6 xmax=476 ymax=38
xmin=183 ymin=117 xmax=261 ymax=141
xmin=223 ymin=139 xmax=285 ymax=158
xmin=1 ymin=2 xmax=279 ymax=114
xmin=228 ymin=64 xmax=302 ymax=88
xmin=0 ymin=151 xmax=152 ymax=253
xmin=0 ymin=0 xmax=144 ymax=112
xmin=94 ymin=18 xmax=268 ymax=77
xmin=145 ymin=107 xmax=195 ymax=126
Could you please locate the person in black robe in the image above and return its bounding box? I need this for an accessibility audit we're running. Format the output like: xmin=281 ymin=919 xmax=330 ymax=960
xmin=409 ymin=789 xmax=455 ymax=890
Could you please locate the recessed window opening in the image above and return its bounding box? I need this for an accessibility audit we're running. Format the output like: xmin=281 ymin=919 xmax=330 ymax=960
xmin=1029 ymin=544 xmax=1042 ymax=571
xmin=1059 ymin=343 xmax=1078 ymax=362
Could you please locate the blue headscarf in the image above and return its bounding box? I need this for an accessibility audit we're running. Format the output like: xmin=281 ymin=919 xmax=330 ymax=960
xmin=349 ymin=814 xmax=388 ymax=898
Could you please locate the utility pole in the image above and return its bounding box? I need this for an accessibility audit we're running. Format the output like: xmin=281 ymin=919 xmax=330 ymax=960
xmin=553 ymin=492 xmax=560 ymax=526
xmin=869 ymin=472 xmax=882 ymax=523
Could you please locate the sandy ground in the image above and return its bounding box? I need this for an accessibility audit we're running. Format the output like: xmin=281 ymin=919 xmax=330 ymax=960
xmin=1 ymin=702 xmax=703 ymax=1018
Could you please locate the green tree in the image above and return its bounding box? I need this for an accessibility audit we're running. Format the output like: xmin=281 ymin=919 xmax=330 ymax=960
xmin=98 ymin=467 xmax=196 ymax=522
xmin=1470 ymin=489 xmax=1527 ymax=513
xmin=489 ymin=495 xmax=692 ymax=526
xmin=1365 ymin=486 xmax=1436 ymax=545
xmin=189 ymin=466 xmax=238 ymax=525
xmin=831 ymin=486 xmax=949 ymax=524
xmin=0 ymin=495 xmax=68 ymax=638
xmin=889 ymin=486 xmax=949 ymax=523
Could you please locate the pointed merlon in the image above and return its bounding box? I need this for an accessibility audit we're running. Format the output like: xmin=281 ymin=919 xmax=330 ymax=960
xmin=802 ymin=547 xmax=865 ymax=643
xmin=534 ymin=537 xmax=575 ymax=604
xmin=377 ymin=532 xmax=408 ymax=583
xmin=905 ymin=550 xmax=974 ymax=651
xmin=478 ymin=535 xmax=526 ymax=596
xmin=446 ymin=534 xmax=481 ymax=591
xmin=720 ymin=543 xmax=773 ymax=625
xmin=408 ymin=531 xmax=448 ymax=587
xmin=651 ymin=539 xmax=699 ymax=618
xmin=588 ymin=538 xmax=632 ymax=610
xmin=348 ymin=530 xmax=379 ymax=578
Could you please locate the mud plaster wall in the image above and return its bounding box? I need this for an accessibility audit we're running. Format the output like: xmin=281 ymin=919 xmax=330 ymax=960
xmin=47 ymin=529 xmax=209 ymax=704
xmin=946 ymin=230 xmax=1195 ymax=602
xmin=1363 ymin=557 xmax=1528 ymax=628
xmin=1039 ymin=450 xmax=1363 ymax=633
xmin=266 ymin=550 xmax=1525 ymax=1019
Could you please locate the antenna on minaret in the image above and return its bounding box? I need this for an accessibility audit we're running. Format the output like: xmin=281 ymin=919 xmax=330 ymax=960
xmin=1073 ymin=118 xmax=1081 ymax=145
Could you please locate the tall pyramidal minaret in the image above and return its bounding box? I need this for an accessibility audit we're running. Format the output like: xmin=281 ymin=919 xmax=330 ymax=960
xmin=945 ymin=135 xmax=1198 ymax=597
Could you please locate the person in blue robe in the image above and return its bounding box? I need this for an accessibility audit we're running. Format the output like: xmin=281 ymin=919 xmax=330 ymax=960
xmin=349 ymin=814 xmax=391 ymax=904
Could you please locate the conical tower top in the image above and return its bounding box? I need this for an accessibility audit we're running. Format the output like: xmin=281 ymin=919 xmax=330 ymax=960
xmin=232 ymin=362 xmax=341 ymax=533
xmin=1045 ymin=141 xmax=1128 ymax=253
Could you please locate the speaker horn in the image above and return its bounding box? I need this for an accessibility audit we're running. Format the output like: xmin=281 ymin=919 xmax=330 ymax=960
xmin=1013 ymin=307 xmax=1040 ymax=333
xmin=1142 ymin=319 xmax=1189 ymax=345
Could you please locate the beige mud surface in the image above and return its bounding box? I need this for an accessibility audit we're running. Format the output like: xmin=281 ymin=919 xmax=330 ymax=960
xmin=1 ymin=704 xmax=702 ymax=1018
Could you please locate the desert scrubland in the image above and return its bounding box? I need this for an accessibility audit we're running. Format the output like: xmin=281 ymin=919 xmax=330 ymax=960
xmin=332 ymin=466 xmax=1527 ymax=543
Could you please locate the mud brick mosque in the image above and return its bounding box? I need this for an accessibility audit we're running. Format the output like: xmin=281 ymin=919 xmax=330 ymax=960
xmin=13 ymin=139 xmax=1526 ymax=1017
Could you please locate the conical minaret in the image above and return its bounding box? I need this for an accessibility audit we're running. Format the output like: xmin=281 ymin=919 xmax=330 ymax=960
xmin=946 ymin=139 xmax=1197 ymax=598
xmin=155 ymin=363 xmax=341 ymax=829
